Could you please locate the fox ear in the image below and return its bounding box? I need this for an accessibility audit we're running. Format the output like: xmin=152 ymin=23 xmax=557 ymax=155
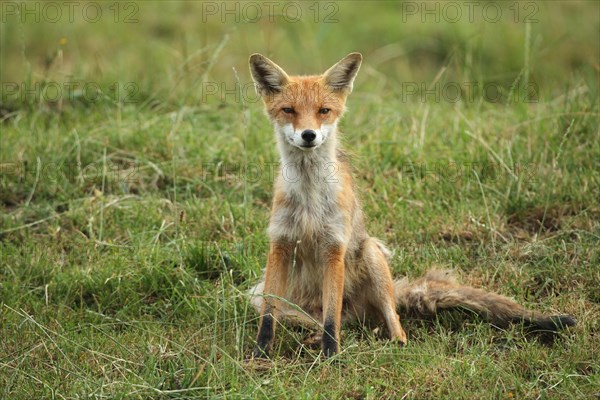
xmin=249 ymin=53 xmax=290 ymax=95
xmin=323 ymin=52 xmax=362 ymax=93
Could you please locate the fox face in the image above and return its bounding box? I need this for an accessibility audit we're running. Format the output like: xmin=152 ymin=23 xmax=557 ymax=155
xmin=249 ymin=53 xmax=362 ymax=151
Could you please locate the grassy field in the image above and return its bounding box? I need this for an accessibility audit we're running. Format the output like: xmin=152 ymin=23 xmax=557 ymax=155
xmin=1 ymin=1 xmax=599 ymax=398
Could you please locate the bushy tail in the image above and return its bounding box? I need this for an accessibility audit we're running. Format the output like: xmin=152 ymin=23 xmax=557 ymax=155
xmin=394 ymin=270 xmax=575 ymax=332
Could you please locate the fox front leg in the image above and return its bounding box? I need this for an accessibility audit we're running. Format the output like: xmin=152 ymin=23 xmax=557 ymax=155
xmin=321 ymin=246 xmax=346 ymax=357
xmin=253 ymin=242 xmax=292 ymax=358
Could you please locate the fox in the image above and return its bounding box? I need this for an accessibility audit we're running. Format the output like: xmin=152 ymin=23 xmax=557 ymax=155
xmin=247 ymin=52 xmax=575 ymax=358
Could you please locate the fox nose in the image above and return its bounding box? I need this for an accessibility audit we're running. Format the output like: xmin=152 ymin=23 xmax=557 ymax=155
xmin=301 ymin=130 xmax=317 ymax=142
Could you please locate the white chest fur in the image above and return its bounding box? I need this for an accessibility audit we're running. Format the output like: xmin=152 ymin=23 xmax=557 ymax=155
xmin=268 ymin=146 xmax=346 ymax=245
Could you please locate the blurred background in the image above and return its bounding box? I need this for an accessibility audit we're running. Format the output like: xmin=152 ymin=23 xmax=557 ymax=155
xmin=2 ymin=0 xmax=598 ymax=109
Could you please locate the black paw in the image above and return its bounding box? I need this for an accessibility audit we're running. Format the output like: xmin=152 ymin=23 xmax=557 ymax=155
xmin=322 ymin=320 xmax=338 ymax=358
xmin=252 ymin=345 xmax=270 ymax=359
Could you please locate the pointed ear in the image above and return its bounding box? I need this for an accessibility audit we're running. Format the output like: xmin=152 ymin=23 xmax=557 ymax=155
xmin=249 ymin=53 xmax=290 ymax=95
xmin=323 ymin=52 xmax=362 ymax=93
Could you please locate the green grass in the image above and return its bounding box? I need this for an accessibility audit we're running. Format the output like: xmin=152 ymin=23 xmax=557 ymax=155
xmin=1 ymin=1 xmax=599 ymax=398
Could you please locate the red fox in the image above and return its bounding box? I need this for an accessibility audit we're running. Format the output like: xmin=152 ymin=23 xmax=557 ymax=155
xmin=248 ymin=52 xmax=575 ymax=358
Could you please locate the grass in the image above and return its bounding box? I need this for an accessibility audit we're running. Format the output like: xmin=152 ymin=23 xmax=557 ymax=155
xmin=1 ymin=1 xmax=599 ymax=398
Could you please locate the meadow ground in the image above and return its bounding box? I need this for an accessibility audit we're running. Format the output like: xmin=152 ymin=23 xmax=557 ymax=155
xmin=1 ymin=1 xmax=599 ymax=398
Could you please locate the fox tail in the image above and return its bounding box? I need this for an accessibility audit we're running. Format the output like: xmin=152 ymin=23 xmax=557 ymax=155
xmin=394 ymin=270 xmax=575 ymax=332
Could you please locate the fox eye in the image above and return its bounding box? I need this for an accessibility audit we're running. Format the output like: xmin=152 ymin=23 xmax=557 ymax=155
xmin=282 ymin=107 xmax=294 ymax=114
xmin=319 ymin=108 xmax=330 ymax=115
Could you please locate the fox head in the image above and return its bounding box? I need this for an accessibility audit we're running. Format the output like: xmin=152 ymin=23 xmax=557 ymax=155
xmin=249 ymin=53 xmax=362 ymax=152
